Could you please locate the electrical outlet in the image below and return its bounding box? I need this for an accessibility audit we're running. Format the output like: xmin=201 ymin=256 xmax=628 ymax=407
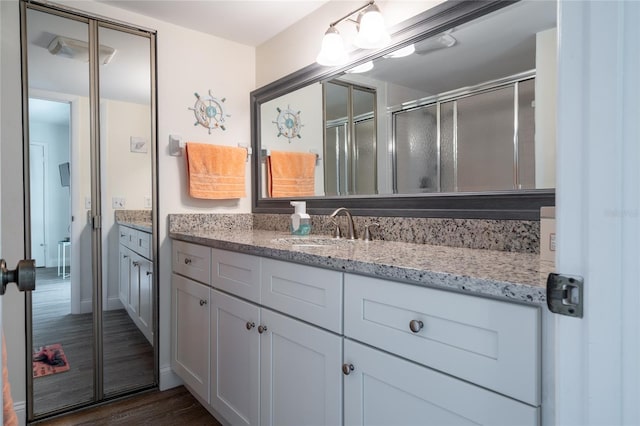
xmin=112 ymin=197 xmax=126 ymax=209
xmin=144 ymin=196 xmax=152 ymax=208
xmin=84 ymin=197 xmax=91 ymax=209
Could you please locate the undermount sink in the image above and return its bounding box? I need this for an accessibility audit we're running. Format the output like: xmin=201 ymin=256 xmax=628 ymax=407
xmin=271 ymin=236 xmax=355 ymax=247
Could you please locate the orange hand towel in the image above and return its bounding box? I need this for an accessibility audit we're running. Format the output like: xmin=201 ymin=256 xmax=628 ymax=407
xmin=267 ymin=150 xmax=316 ymax=197
xmin=185 ymin=142 xmax=246 ymax=199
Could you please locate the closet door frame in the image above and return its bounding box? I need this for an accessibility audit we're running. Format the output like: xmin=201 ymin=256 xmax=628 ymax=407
xmin=20 ymin=1 xmax=158 ymax=421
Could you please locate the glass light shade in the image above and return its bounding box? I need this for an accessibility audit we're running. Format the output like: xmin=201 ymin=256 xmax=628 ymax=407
xmin=316 ymin=26 xmax=348 ymax=66
xmin=354 ymin=5 xmax=390 ymax=49
xmin=383 ymin=44 xmax=415 ymax=59
xmin=345 ymin=61 xmax=374 ymax=73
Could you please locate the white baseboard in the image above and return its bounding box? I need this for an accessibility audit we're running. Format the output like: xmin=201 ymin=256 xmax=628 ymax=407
xmin=106 ymin=296 xmax=123 ymax=311
xmin=14 ymin=399 xmax=26 ymax=426
xmin=159 ymin=365 xmax=183 ymax=391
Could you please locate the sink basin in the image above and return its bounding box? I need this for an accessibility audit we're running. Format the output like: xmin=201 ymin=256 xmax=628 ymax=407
xmin=272 ymin=236 xmax=354 ymax=247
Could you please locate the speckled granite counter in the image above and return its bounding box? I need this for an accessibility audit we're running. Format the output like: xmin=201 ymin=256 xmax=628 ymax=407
xmin=169 ymin=227 xmax=553 ymax=306
xmin=115 ymin=210 xmax=152 ymax=233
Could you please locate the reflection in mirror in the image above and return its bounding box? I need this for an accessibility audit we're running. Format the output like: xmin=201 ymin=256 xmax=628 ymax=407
xmin=25 ymin=4 xmax=156 ymax=419
xmin=27 ymin=7 xmax=95 ymax=415
xmin=257 ymin=0 xmax=556 ymax=203
xmin=323 ymin=80 xmax=377 ymax=196
xmin=98 ymin=25 xmax=154 ymax=397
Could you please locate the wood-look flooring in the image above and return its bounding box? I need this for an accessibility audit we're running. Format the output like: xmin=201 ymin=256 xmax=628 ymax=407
xmin=32 ymin=268 xmax=154 ymax=415
xmin=32 ymin=386 xmax=222 ymax=426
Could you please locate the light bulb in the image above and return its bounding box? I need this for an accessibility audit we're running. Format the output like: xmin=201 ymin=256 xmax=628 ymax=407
xmin=316 ymin=26 xmax=348 ymax=66
xmin=354 ymin=5 xmax=390 ymax=49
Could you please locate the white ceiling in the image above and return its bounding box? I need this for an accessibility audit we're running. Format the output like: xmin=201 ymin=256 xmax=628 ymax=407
xmin=97 ymin=0 xmax=330 ymax=47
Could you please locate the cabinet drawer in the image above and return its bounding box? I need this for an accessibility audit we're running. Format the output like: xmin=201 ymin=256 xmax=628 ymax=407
xmin=119 ymin=225 xmax=133 ymax=248
xmin=344 ymin=274 xmax=541 ymax=406
xmin=172 ymin=240 xmax=211 ymax=285
xmin=261 ymin=259 xmax=342 ymax=333
xmin=136 ymin=230 xmax=152 ymax=260
xmin=211 ymin=248 xmax=261 ymax=303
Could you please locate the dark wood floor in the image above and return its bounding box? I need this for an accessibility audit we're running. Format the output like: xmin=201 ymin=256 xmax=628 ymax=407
xmin=32 ymin=386 xmax=221 ymax=426
xmin=32 ymin=268 xmax=154 ymax=415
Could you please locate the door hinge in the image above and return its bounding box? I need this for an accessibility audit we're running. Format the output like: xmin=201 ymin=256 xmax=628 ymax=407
xmin=547 ymin=273 xmax=584 ymax=318
xmin=92 ymin=215 xmax=102 ymax=230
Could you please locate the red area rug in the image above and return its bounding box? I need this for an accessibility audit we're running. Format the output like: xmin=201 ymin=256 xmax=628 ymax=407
xmin=32 ymin=343 xmax=70 ymax=378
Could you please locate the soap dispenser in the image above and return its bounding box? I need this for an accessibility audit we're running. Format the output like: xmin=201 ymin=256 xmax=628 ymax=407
xmin=290 ymin=201 xmax=311 ymax=235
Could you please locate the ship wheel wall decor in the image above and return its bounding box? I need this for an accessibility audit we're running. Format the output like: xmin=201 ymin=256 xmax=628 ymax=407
xmin=272 ymin=105 xmax=303 ymax=142
xmin=189 ymin=90 xmax=230 ymax=133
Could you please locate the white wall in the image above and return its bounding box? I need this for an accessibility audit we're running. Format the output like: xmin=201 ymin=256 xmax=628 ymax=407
xmin=1 ymin=0 xmax=256 ymax=419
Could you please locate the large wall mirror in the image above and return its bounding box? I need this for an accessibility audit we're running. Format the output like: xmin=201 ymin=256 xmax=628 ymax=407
xmin=251 ymin=0 xmax=556 ymax=219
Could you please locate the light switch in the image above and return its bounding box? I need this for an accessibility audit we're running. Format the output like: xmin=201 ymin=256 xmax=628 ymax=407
xmin=84 ymin=197 xmax=91 ymax=209
xmin=144 ymin=196 xmax=152 ymax=208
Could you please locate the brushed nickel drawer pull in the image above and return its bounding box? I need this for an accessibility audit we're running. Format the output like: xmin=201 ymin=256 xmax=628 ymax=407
xmin=258 ymin=325 xmax=268 ymax=334
xmin=246 ymin=321 xmax=255 ymax=330
xmin=184 ymin=258 xmax=192 ymax=265
xmin=409 ymin=320 xmax=424 ymax=333
xmin=199 ymin=299 xmax=207 ymax=306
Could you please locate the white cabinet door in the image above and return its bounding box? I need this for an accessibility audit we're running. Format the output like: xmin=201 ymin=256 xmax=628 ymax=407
xmin=260 ymin=308 xmax=342 ymax=426
xmin=138 ymin=257 xmax=153 ymax=344
xmin=343 ymin=339 xmax=539 ymax=426
xmin=171 ymin=273 xmax=211 ymax=403
xmin=119 ymin=245 xmax=131 ymax=308
xmin=211 ymin=290 xmax=260 ymax=426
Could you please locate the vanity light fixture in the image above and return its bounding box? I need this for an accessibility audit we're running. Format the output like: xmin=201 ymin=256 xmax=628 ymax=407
xmin=316 ymin=1 xmax=390 ymax=67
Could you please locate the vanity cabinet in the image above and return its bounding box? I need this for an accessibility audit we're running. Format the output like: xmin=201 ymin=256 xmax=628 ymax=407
xmin=171 ymin=239 xmax=541 ymax=426
xmin=172 ymin=240 xmax=342 ymax=426
xmin=118 ymin=224 xmax=154 ymax=344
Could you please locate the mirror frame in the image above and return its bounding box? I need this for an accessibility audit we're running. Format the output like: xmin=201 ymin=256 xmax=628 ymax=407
xmin=251 ymin=0 xmax=555 ymax=220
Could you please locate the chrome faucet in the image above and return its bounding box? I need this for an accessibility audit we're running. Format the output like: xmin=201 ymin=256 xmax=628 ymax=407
xmin=329 ymin=207 xmax=356 ymax=240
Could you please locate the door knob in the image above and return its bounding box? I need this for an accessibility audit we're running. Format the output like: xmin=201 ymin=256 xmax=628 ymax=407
xmin=0 ymin=259 xmax=36 ymax=295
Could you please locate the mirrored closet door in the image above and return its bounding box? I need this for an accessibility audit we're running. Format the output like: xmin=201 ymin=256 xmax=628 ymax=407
xmin=22 ymin=2 xmax=157 ymax=420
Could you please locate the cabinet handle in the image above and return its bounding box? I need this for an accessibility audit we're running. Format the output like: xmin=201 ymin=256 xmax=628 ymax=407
xmin=184 ymin=258 xmax=192 ymax=265
xmin=199 ymin=299 xmax=207 ymax=306
xmin=120 ymin=233 xmax=125 ymax=237
xmin=342 ymin=364 xmax=355 ymax=375
xmin=409 ymin=320 xmax=424 ymax=333
xmin=132 ymin=261 xmax=140 ymax=267
xmin=123 ymin=255 xmax=129 ymax=259
xmin=146 ymin=271 xmax=152 ymax=276
xmin=258 ymin=325 xmax=268 ymax=334
xmin=246 ymin=321 xmax=255 ymax=330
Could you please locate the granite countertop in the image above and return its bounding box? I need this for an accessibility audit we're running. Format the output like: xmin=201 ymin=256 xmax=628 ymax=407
xmin=169 ymin=228 xmax=553 ymax=306
xmin=117 ymin=219 xmax=152 ymax=233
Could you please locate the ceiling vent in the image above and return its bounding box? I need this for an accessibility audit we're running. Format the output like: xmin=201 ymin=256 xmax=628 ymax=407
xmin=47 ymin=36 xmax=117 ymax=65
